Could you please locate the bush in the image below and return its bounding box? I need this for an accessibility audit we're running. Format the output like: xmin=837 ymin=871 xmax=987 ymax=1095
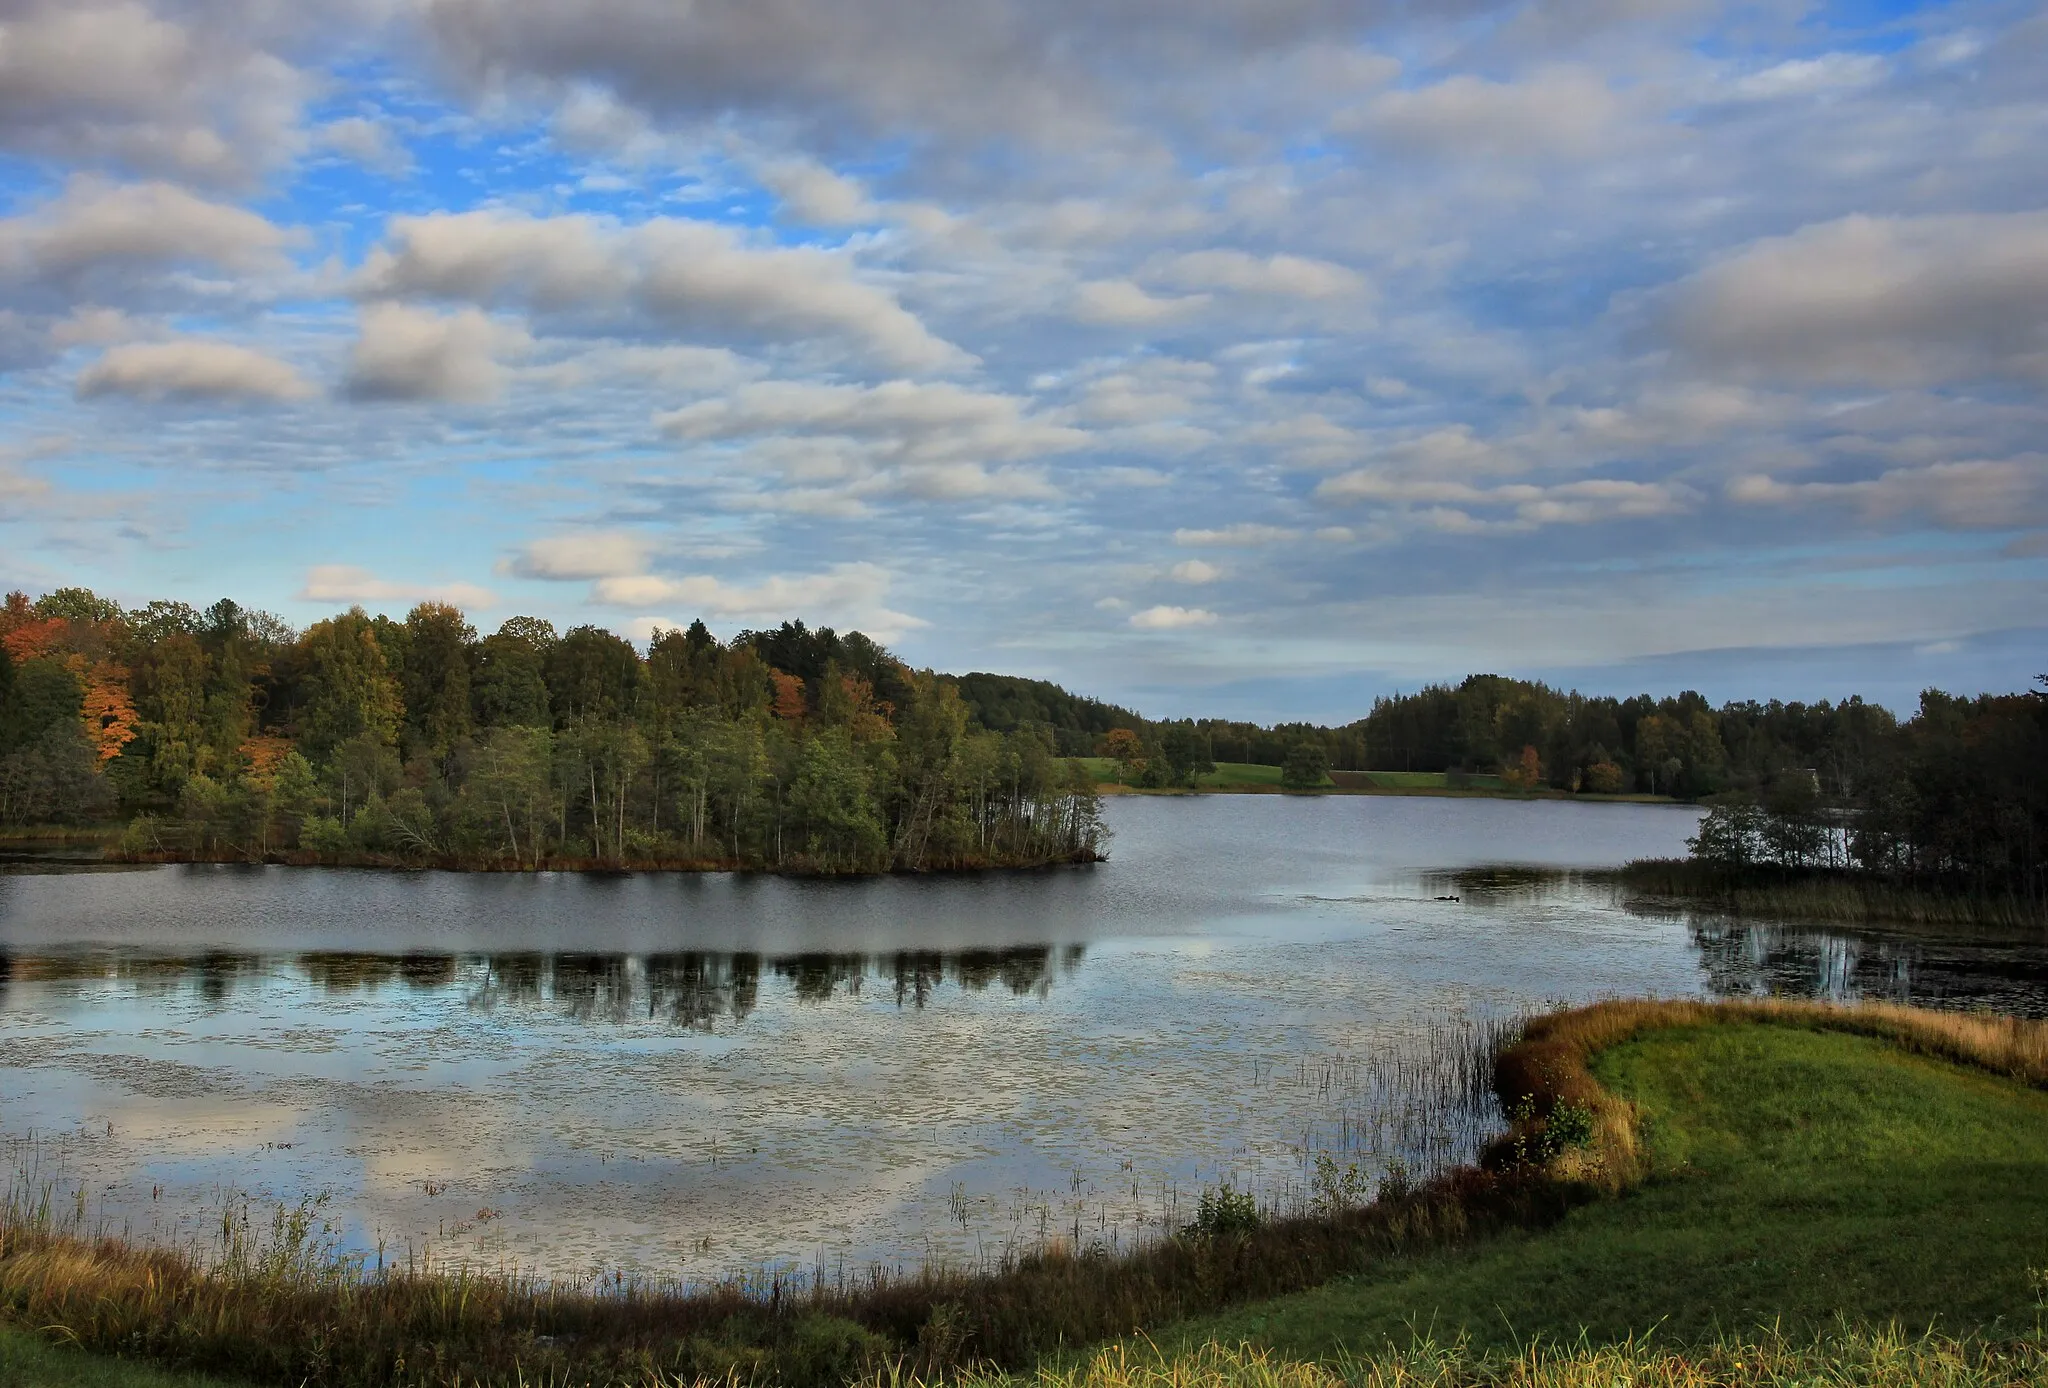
xmin=1184 ymin=1184 xmax=1261 ymax=1239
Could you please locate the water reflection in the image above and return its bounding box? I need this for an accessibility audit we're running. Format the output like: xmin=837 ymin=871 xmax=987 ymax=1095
xmin=0 ymin=944 xmax=1083 ymax=1031
xmin=1689 ymin=917 xmax=2048 ymax=1018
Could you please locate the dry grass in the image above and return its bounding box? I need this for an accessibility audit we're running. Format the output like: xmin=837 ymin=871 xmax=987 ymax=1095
xmin=1487 ymin=998 xmax=2048 ymax=1189
xmin=935 ymin=1329 xmax=2048 ymax=1388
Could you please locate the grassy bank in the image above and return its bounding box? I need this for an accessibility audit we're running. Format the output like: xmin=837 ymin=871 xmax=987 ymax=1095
xmin=1168 ymin=999 xmax=2048 ymax=1359
xmin=1613 ymin=858 xmax=2048 ymax=930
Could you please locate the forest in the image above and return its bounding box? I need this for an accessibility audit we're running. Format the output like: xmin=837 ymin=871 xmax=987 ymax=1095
xmin=0 ymin=585 xmax=2040 ymax=898
xmin=0 ymin=588 xmax=1106 ymax=872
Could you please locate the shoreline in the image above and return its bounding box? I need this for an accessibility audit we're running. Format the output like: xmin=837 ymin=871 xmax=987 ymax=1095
xmin=83 ymin=846 xmax=1107 ymax=876
xmin=1096 ymin=781 xmax=1681 ymax=803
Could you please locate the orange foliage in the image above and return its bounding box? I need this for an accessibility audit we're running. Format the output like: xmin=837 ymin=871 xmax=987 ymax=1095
xmin=839 ymin=673 xmax=895 ymax=741
xmin=1 ymin=615 xmax=67 ymax=663
xmin=78 ymin=659 xmax=139 ymax=763
xmin=0 ymin=594 xmax=137 ymax=764
xmin=769 ymin=671 xmax=807 ymax=722
xmin=1500 ymin=743 xmax=1543 ymax=791
xmin=238 ymin=735 xmax=294 ymax=787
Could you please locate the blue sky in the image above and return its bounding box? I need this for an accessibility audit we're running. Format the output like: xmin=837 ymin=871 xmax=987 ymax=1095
xmin=1 ymin=0 xmax=2044 ymax=721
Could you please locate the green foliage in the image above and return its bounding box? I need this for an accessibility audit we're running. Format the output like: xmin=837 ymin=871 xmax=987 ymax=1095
xmin=1309 ymin=1153 xmax=1371 ymax=1216
xmin=296 ymin=608 xmax=402 ymax=763
xmin=0 ymin=656 xmax=83 ymax=753
xmin=299 ymin=814 xmax=348 ymax=855
xmin=0 ymin=722 xmax=112 ymax=825
xmin=1184 ymin=1184 xmax=1262 ymax=1239
xmin=1279 ymin=742 xmax=1329 ymax=791
xmin=33 ymin=586 xmax=123 ymax=623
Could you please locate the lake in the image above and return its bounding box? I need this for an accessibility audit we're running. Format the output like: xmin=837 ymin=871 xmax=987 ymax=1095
xmin=3 ymin=794 xmax=2042 ymax=1286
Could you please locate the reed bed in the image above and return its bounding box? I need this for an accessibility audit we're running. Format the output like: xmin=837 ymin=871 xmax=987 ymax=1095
xmin=1612 ymin=861 xmax=2048 ymax=932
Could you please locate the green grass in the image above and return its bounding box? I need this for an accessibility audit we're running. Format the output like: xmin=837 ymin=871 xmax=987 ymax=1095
xmin=0 ymin=1323 xmax=245 ymax=1388
xmin=1348 ymin=772 xmax=1507 ymax=792
xmin=1198 ymin=763 xmax=1286 ymax=788
xmin=1169 ymin=1023 xmax=2048 ymax=1356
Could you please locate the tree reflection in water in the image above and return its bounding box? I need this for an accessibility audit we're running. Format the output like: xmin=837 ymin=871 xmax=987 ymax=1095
xmin=0 ymin=944 xmax=1083 ymax=1030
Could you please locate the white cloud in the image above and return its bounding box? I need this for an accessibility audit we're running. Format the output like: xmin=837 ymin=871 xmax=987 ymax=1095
xmin=0 ymin=0 xmax=311 ymax=185
xmin=1130 ymin=604 xmax=1218 ymax=630
xmin=658 ymin=378 xmax=1081 ymax=505
xmin=0 ymin=176 xmax=297 ymax=289
xmin=592 ymin=561 xmax=926 ymax=640
xmin=510 ymin=532 xmax=653 ymax=581
xmin=1725 ymin=53 xmax=1887 ymax=103
xmin=1169 ymin=559 xmax=1222 ymax=583
xmin=318 ymin=116 xmax=414 ymax=176
xmin=1173 ymin=523 xmax=1299 ymax=546
xmin=1659 ymin=211 xmax=2048 ymax=388
xmin=1317 ymin=470 xmax=1692 ymax=527
xmin=1729 ymin=459 xmax=2047 ymax=530
xmin=1071 ymin=279 xmax=1208 ymax=325
xmin=1352 ymin=67 xmax=1624 ymax=160
xmin=76 ymin=339 xmax=314 ymax=402
xmin=358 ymin=209 xmax=967 ymax=370
xmin=344 ymin=303 xmax=529 ymax=404
xmin=300 ymin=565 xmax=497 ymax=610
xmin=760 ymin=159 xmax=878 ymax=225
xmin=1155 ymin=250 xmax=1367 ymax=299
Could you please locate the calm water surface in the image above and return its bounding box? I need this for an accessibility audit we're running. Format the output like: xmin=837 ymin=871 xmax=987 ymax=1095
xmin=2 ymin=795 xmax=2040 ymax=1283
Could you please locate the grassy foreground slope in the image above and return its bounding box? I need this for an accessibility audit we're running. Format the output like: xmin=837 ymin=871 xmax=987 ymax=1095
xmin=1175 ymin=1021 xmax=2048 ymax=1358
xmin=0 ymin=1323 xmax=242 ymax=1388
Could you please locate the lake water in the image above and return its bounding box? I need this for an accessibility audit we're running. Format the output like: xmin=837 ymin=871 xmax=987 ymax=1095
xmin=2 ymin=795 xmax=2042 ymax=1286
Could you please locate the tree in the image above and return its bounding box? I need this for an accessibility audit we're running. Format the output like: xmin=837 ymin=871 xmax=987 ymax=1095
xmin=1500 ymin=744 xmax=1542 ymax=791
xmin=1098 ymin=727 xmax=1144 ymax=784
xmin=1280 ymin=742 xmax=1329 ymax=791
xmin=297 ymin=608 xmax=402 ymax=764
xmin=544 ymin=625 xmax=642 ymax=725
xmin=401 ymin=601 xmax=475 ymax=770
xmin=1583 ymin=760 xmax=1626 ymax=795
xmin=1159 ymin=725 xmax=1215 ymax=788
xmin=472 ymin=619 xmax=553 ymax=729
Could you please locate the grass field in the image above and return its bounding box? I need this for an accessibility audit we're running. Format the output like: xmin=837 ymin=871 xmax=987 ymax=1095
xmin=1168 ymin=1021 xmax=2048 ymax=1356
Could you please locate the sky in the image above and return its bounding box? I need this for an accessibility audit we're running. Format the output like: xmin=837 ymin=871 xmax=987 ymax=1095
xmin=0 ymin=0 xmax=2044 ymax=722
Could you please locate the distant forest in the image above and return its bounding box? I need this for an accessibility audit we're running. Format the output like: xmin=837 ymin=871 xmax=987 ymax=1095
xmin=0 ymin=588 xmax=1105 ymax=871
xmin=0 ymin=586 xmax=2040 ymax=896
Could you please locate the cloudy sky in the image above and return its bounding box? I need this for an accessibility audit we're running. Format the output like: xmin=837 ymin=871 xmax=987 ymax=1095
xmin=1 ymin=0 xmax=2043 ymax=719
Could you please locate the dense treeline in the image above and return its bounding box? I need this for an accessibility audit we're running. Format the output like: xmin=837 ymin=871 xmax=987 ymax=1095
xmin=1178 ymin=674 xmax=1903 ymax=798
xmin=1678 ymin=684 xmax=2048 ymax=907
xmin=952 ymin=672 xmax=1144 ymax=756
xmin=0 ymin=589 xmax=1105 ymax=872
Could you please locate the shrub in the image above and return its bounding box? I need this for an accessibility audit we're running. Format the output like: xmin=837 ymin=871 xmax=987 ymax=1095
xmin=1184 ymin=1184 xmax=1261 ymax=1238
